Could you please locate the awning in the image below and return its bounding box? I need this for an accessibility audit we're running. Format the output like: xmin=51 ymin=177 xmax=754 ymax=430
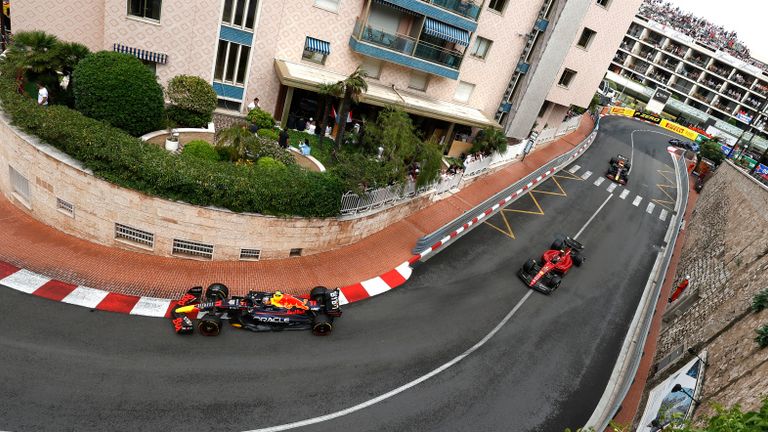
xmin=274 ymin=59 xmax=499 ymax=128
xmin=113 ymin=43 xmax=167 ymax=64
xmin=372 ymin=0 xmax=420 ymax=15
xmin=423 ymin=18 xmax=470 ymax=46
xmin=304 ymin=37 xmax=331 ymax=55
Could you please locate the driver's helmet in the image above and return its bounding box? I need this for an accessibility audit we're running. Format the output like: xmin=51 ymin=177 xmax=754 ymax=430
xmin=261 ymin=296 xmax=271 ymax=305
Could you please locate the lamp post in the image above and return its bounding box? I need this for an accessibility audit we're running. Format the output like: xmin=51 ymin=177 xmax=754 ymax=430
xmin=672 ymin=383 xmax=701 ymax=405
xmin=687 ymin=347 xmax=708 ymax=366
xmin=649 ymin=418 xmax=672 ymax=430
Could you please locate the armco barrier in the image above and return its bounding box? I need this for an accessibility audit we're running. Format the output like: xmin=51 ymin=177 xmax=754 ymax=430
xmin=584 ymin=138 xmax=689 ymax=431
xmin=412 ymin=117 xmax=600 ymax=257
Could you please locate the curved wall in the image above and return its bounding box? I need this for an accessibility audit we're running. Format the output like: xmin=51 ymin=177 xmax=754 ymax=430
xmin=0 ymin=115 xmax=430 ymax=261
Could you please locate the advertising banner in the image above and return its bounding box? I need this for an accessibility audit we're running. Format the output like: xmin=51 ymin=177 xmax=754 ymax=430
xmin=638 ymin=357 xmax=704 ymax=431
xmin=660 ymin=119 xmax=699 ymax=141
xmin=633 ymin=111 xmax=662 ymax=124
xmin=609 ymin=106 xmax=635 ymax=117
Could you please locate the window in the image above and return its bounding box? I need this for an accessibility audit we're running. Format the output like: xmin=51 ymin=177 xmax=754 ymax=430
xmin=141 ymin=59 xmax=157 ymax=75
xmin=115 ymin=223 xmax=154 ymax=249
xmin=558 ymin=69 xmax=577 ymax=87
xmin=221 ymin=0 xmax=259 ymax=30
xmin=596 ymin=0 xmax=611 ymax=7
xmin=302 ymin=37 xmax=330 ymax=65
xmin=9 ymin=166 xmax=30 ymax=203
xmin=217 ymin=98 xmax=242 ymax=112
xmin=56 ymin=198 xmax=75 ymax=217
xmin=289 ymin=248 xmax=303 ymax=257
xmin=454 ymin=81 xmax=475 ymax=103
xmin=408 ymin=71 xmax=429 ymax=91
xmin=488 ymin=0 xmax=508 ymax=13
xmin=314 ymin=0 xmax=340 ymax=12
xmin=577 ymin=28 xmax=596 ymax=49
xmin=127 ymin=0 xmax=162 ymax=21
xmin=172 ymin=239 xmax=214 ymax=260
xmin=470 ymin=36 xmax=492 ymax=59
xmin=360 ymin=58 xmax=382 ymax=79
xmin=240 ymin=248 xmax=261 ymax=261
xmin=213 ymin=40 xmax=251 ymax=85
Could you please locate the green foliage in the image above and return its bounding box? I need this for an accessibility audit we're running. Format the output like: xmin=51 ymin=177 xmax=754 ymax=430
xmin=181 ymin=140 xmax=219 ymax=162
xmin=700 ymin=139 xmax=726 ymax=166
xmin=165 ymin=75 xmax=217 ymax=115
xmin=72 ymin=51 xmax=164 ymax=136
xmin=471 ymin=127 xmax=508 ymax=155
xmin=0 ymin=75 xmax=343 ymax=217
xmin=245 ymin=136 xmax=296 ymax=166
xmin=257 ymin=157 xmax=285 ymax=170
xmin=334 ymin=66 xmax=368 ymax=148
xmin=286 ymin=130 xmax=336 ymax=166
xmin=246 ymin=108 xmax=276 ymax=130
xmin=2 ymin=31 xmax=60 ymax=77
xmin=331 ymin=152 xmax=398 ymax=193
xmin=672 ymin=398 xmax=768 ymax=431
xmin=257 ymin=128 xmax=279 ymax=141
xmin=752 ymin=288 xmax=768 ymax=313
xmin=756 ymin=324 xmax=768 ymax=348
xmin=165 ymin=105 xmax=210 ymax=129
xmin=215 ymin=124 xmax=253 ymax=161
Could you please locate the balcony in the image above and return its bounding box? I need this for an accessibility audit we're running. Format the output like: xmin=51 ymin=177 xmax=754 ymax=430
xmin=421 ymin=0 xmax=483 ymax=21
xmin=349 ymin=19 xmax=464 ymax=79
xmin=671 ymin=83 xmax=692 ymax=94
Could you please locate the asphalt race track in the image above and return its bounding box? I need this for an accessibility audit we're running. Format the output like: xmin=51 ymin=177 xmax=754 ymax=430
xmin=0 ymin=116 xmax=680 ymax=432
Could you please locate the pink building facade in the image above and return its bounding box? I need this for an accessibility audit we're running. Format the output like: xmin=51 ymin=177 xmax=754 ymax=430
xmin=12 ymin=0 xmax=640 ymax=140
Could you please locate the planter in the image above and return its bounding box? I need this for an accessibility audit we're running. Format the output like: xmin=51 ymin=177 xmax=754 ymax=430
xmin=165 ymin=138 xmax=179 ymax=152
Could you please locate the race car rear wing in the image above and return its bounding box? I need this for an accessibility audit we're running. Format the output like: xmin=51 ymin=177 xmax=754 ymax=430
xmin=563 ymin=236 xmax=584 ymax=251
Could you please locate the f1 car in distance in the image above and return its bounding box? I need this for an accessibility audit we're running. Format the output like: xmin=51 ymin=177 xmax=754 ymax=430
xmin=606 ymin=154 xmax=631 ymax=185
xmin=518 ymin=237 xmax=585 ymax=294
xmin=171 ymin=284 xmax=342 ymax=336
xmin=669 ymin=138 xmax=700 ymax=153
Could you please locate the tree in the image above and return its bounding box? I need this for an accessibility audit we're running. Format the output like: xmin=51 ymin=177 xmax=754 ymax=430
xmin=53 ymin=41 xmax=91 ymax=107
xmin=471 ymin=127 xmax=508 ymax=155
xmin=215 ymin=123 xmax=253 ymax=161
xmin=334 ymin=66 xmax=368 ymax=149
xmin=316 ymin=82 xmax=340 ymax=139
xmin=2 ymin=31 xmax=61 ymax=98
xmin=165 ymin=75 xmax=217 ymax=128
xmin=699 ymin=138 xmax=725 ymax=166
xmin=73 ymin=51 xmax=164 ymax=136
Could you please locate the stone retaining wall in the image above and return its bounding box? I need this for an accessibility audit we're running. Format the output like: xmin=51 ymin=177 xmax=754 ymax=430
xmin=0 ymin=114 xmax=431 ymax=260
xmin=650 ymin=161 xmax=768 ymax=417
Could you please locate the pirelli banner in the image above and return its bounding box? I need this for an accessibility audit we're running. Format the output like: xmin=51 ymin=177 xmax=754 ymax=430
xmin=659 ymin=119 xmax=699 ymax=141
xmin=633 ymin=111 xmax=662 ymax=124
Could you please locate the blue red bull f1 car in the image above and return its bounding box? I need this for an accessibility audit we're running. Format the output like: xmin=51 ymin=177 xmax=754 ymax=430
xmin=518 ymin=237 xmax=585 ymax=294
xmin=171 ymin=284 xmax=342 ymax=336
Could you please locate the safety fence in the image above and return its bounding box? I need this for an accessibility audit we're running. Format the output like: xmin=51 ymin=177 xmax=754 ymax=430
xmin=339 ymin=115 xmax=585 ymax=216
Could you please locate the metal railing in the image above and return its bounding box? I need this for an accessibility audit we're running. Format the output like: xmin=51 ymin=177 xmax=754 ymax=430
xmin=353 ymin=20 xmax=464 ymax=70
xmin=422 ymin=0 xmax=483 ymax=20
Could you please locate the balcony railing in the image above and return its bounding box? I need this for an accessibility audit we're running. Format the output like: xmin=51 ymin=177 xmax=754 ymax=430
xmin=671 ymin=83 xmax=692 ymax=93
xmin=354 ymin=20 xmax=463 ymax=70
xmin=688 ymin=57 xmax=708 ymax=67
xmin=421 ymin=0 xmax=483 ymax=20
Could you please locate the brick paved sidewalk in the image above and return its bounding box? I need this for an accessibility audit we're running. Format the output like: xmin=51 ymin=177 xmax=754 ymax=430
xmin=0 ymin=118 xmax=593 ymax=299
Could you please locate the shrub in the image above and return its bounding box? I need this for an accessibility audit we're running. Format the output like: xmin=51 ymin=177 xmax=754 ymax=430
xmin=181 ymin=140 xmax=219 ymax=162
xmin=753 ymin=288 xmax=768 ymax=313
xmin=165 ymin=106 xmax=210 ymax=129
xmin=246 ymin=108 xmax=276 ymax=130
xmin=257 ymin=157 xmax=285 ymax=170
xmin=72 ymin=51 xmax=164 ymax=136
xmin=471 ymin=127 xmax=508 ymax=155
xmin=0 ymin=76 xmax=343 ymax=217
xmin=699 ymin=139 xmax=725 ymax=166
xmin=245 ymin=136 xmax=296 ymax=166
xmin=257 ymin=128 xmax=279 ymax=141
xmin=756 ymin=324 xmax=768 ymax=348
xmin=165 ymin=75 xmax=217 ymax=115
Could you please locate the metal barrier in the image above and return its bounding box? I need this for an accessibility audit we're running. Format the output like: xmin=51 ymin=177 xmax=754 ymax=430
xmin=584 ymin=130 xmax=689 ymax=431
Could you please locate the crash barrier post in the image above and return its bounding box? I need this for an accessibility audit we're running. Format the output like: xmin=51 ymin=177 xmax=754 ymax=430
xmin=584 ymin=146 xmax=689 ymax=430
xmin=412 ymin=116 xmax=600 ymax=256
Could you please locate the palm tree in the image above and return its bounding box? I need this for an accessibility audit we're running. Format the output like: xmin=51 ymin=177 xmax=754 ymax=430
xmin=55 ymin=42 xmax=91 ymax=82
xmin=334 ymin=66 xmax=368 ymax=149
xmin=215 ymin=123 xmax=255 ymax=161
xmin=316 ymin=82 xmax=340 ymax=140
xmin=4 ymin=31 xmax=60 ymax=78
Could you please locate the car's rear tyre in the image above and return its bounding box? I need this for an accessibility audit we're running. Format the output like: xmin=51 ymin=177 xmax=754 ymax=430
xmin=310 ymin=286 xmax=328 ymax=302
xmin=198 ymin=314 xmax=222 ymax=336
xmin=550 ymin=275 xmax=562 ymax=291
xmin=551 ymin=239 xmax=564 ymax=250
xmin=624 ymin=162 xmax=631 ymax=170
xmin=523 ymin=259 xmax=536 ymax=273
xmin=312 ymin=314 xmax=333 ymax=336
xmin=610 ymin=157 xmax=618 ymax=165
xmin=205 ymin=283 xmax=229 ymax=302
xmin=573 ymin=254 xmax=584 ymax=267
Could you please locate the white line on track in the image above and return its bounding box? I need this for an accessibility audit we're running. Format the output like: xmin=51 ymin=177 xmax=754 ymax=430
xmin=594 ymin=177 xmax=605 ymax=186
xmin=568 ymin=165 xmax=581 ymax=174
xmin=632 ymin=196 xmax=643 ymax=207
xmin=245 ymin=195 xmax=616 ymax=432
xmin=659 ymin=209 xmax=668 ymax=221
xmin=619 ymin=189 xmax=630 ymax=200
xmin=646 ymin=202 xmax=656 ymax=214
xmin=581 ymin=170 xmax=593 ymax=180
xmin=606 ymin=183 xmax=617 ymax=193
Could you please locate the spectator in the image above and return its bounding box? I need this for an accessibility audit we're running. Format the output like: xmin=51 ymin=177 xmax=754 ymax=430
xmin=37 ymin=83 xmax=48 ymax=106
xmin=278 ymin=129 xmax=289 ymax=149
xmin=306 ymin=118 xmax=316 ymax=134
xmin=247 ymin=97 xmax=260 ymax=111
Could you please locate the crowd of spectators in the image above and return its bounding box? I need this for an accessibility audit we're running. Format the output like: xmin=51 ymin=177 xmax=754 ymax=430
xmin=638 ymin=0 xmax=767 ymax=72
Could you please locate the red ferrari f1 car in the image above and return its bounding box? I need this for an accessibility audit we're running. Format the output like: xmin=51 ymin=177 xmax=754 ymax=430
xmin=518 ymin=237 xmax=585 ymax=294
xmin=171 ymin=283 xmax=342 ymax=336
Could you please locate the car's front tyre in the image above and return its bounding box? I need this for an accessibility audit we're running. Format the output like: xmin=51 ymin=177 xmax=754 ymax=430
xmin=198 ymin=314 xmax=222 ymax=336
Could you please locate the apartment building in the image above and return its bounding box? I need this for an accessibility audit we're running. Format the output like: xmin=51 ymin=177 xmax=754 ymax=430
xmin=608 ymin=14 xmax=768 ymax=149
xmin=12 ymin=0 xmax=640 ymax=141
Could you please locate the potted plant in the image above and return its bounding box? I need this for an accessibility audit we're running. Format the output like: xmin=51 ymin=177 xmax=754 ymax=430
xmin=165 ymin=130 xmax=180 ymax=152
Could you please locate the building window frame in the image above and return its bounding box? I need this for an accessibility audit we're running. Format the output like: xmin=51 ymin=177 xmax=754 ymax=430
xmin=221 ymin=0 xmax=259 ymax=30
xmin=487 ymin=0 xmax=508 ymax=13
xmin=470 ymin=36 xmax=493 ymax=60
xmin=213 ymin=40 xmax=251 ymax=85
xmin=454 ymin=81 xmax=475 ymax=103
xmin=314 ymin=0 xmax=341 ymax=13
xmin=127 ymin=0 xmax=162 ymax=21
xmin=596 ymin=0 xmax=611 ymax=9
xmin=302 ymin=37 xmax=331 ymax=65
xmin=408 ymin=71 xmax=430 ymax=92
xmin=558 ymin=69 xmax=577 ymax=88
xmin=576 ymin=28 xmax=597 ymax=50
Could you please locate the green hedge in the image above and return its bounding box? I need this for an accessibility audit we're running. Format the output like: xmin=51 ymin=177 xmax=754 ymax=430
xmin=0 ymin=78 xmax=343 ymax=217
xmin=181 ymin=140 xmax=219 ymax=162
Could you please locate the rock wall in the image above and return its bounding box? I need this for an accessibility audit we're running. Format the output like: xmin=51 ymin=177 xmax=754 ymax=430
xmin=650 ymin=161 xmax=768 ymax=417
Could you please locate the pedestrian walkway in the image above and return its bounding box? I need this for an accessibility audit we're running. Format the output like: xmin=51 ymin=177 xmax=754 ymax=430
xmin=0 ymin=118 xmax=594 ymax=299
